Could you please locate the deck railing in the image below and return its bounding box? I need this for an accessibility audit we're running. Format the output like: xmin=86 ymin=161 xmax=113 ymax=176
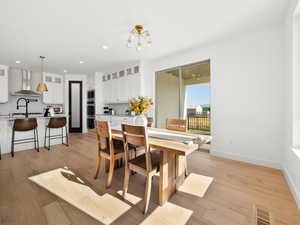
xmin=187 ymin=115 xmax=210 ymax=132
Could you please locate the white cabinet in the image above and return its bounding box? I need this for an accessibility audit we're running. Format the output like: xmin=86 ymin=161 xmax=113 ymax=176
xmin=0 ymin=65 xmax=8 ymax=103
xmin=43 ymin=73 xmax=64 ymax=104
xmin=101 ymin=65 xmax=142 ymax=104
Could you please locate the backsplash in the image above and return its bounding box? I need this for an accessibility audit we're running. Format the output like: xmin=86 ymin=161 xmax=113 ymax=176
xmin=105 ymin=103 xmax=130 ymax=115
xmin=103 ymin=102 xmax=154 ymax=117
xmin=0 ymin=95 xmax=62 ymax=115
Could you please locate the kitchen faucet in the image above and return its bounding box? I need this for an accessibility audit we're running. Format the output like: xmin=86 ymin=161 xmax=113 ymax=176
xmin=16 ymin=98 xmax=37 ymax=118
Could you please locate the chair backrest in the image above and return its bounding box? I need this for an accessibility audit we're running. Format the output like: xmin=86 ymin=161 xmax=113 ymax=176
xmin=166 ymin=118 xmax=187 ymax=132
xmin=147 ymin=117 xmax=153 ymax=127
xmin=13 ymin=118 xmax=38 ymax=131
xmin=121 ymin=124 xmax=152 ymax=171
xmin=94 ymin=120 xmax=114 ymax=156
xmin=47 ymin=117 xmax=67 ymax=128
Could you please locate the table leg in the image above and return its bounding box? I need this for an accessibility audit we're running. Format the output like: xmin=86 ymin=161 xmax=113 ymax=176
xmin=176 ymin=155 xmax=186 ymax=189
xmin=159 ymin=151 xmax=176 ymax=205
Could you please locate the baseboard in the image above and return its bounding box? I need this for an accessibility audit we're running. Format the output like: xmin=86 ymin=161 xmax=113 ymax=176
xmin=211 ymin=150 xmax=282 ymax=169
xmin=283 ymin=167 xmax=300 ymax=210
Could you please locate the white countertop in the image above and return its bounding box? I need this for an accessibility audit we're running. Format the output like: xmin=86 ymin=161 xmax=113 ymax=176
xmin=0 ymin=114 xmax=68 ymax=121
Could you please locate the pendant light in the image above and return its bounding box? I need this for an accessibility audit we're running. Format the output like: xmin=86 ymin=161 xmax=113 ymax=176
xmin=36 ymin=56 xmax=48 ymax=92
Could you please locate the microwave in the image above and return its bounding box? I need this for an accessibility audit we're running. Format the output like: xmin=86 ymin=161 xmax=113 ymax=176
xmin=53 ymin=107 xmax=64 ymax=114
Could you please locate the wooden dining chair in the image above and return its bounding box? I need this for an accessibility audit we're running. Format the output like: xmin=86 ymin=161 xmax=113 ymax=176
xmin=166 ymin=118 xmax=189 ymax=177
xmin=122 ymin=124 xmax=160 ymax=214
xmin=147 ymin=117 xmax=153 ymax=127
xmin=166 ymin=118 xmax=187 ymax=132
xmin=94 ymin=120 xmax=125 ymax=188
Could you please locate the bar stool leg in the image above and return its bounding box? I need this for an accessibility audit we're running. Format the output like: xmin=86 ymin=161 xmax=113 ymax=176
xmin=0 ymin=144 xmax=1 ymax=160
xmin=44 ymin=127 xmax=47 ymax=149
xmin=61 ymin=127 xmax=64 ymax=144
xmin=65 ymin=126 xmax=69 ymax=146
xmin=36 ymin=128 xmax=40 ymax=152
xmin=11 ymin=130 xmax=15 ymax=157
xmin=48 ymin=128 xmax=51 ymax=150
xmin=33 ymin=128 xmax=37 ymax=150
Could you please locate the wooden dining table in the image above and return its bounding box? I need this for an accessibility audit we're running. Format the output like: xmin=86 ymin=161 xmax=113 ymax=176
xmin=110 ymin=127 xmax=211 ymax=206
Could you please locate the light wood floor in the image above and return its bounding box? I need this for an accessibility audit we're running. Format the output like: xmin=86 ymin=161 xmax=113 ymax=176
xmin=0 ymin=133 xmax=299 ymax=225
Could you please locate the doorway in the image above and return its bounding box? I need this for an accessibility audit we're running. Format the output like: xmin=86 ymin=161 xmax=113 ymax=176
xmin=155 ymin=60 xmax=211 ymax=134
xmin=69 ymin=81 xmax=83 ymax=133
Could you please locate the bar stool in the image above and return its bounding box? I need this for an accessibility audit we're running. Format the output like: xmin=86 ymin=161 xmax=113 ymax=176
xmin=44 ymin=117 xmax=68 ymax=150
xmin=11 ymin=118 xmax=39 ymax=157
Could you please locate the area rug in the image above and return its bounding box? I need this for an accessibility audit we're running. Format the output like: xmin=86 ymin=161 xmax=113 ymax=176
xmin=29 ymin=168 xmax=131 ymax=225
xmin=178 ymin=173 xmax=214 ymax=198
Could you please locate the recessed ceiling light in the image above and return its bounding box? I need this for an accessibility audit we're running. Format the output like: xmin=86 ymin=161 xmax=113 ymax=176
xmin=102 ymin=45 xmax=109 ymax=50
xmin=15 ymin=60 xmax=21 ymax=64
xmin=79 ymin=61 xmax=84 ymax=64
xmin=63 ymin=70 xmax=68 ymax=73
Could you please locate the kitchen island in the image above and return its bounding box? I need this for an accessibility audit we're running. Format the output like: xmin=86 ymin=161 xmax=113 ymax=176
xmin=0 ymin=115 xmax=68 ymax=155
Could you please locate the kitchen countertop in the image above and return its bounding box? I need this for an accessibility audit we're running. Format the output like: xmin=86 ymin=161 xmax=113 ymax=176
xmin=0 ymin=114 xmax=68 ymax=121
xmin=95 ymin=114 xmax=135 ymax=117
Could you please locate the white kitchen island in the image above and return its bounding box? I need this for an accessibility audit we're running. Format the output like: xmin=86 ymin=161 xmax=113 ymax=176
xmin=0 ymin=115 xmax=68 ymax=155
xmin=95 ymin=114 xmax=137 ymax=130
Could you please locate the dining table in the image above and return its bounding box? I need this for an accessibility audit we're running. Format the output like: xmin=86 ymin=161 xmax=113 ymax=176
xmin=109 ymin=127 xmax=212 ymax=206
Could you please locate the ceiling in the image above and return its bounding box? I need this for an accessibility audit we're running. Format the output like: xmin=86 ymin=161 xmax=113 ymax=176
xmin=163 ymin=61 xmax=210 ymax=84
xmin=0 ymin=0 xmax=289 ymax=75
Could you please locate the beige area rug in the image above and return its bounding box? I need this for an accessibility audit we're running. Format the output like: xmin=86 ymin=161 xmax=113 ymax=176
xmin=140 ymin=202 xmax=193 ymax=225
xmin=29 ymin=168 xmax=131 ymax=225
xmin=178 ymin=173 xmax=214 ymax=198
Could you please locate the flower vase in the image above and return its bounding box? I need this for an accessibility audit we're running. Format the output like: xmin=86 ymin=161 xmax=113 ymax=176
xmin=134 ymin=114 xmax=147 ymax=127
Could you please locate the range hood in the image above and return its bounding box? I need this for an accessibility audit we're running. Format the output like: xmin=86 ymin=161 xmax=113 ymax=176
xmin=11 ymin=69 xmax=41 ymax=97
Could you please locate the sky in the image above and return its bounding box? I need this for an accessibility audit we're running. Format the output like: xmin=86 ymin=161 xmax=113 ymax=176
xmin=186 ymin=83 xmax=210 ymax=106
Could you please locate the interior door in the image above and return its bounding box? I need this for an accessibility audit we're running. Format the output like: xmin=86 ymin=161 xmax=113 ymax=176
xmin=69 ymin=81 xmax=82 ymax=132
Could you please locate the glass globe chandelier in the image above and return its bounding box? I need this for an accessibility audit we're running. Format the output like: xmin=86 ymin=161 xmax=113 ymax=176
xmin=127 ymin=25 xmax=152 ymax=51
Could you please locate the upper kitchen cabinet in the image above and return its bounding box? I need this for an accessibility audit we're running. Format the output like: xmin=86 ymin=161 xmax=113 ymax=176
xmin=0 ymin=65 xmax=8 ymax=103
xmin=101 ymin=64 xmax=142 ymax=104
xmin=43 ymin=73 xmax=64 ymax=104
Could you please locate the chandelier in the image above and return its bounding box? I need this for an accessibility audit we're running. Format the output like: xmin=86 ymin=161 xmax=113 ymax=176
xmin=127 ymin=25 xmax=152 ymax=51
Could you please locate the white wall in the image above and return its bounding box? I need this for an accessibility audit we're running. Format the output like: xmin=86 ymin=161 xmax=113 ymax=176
xmin=144 ymin=24 xmax=286 ymax=169
xmin=64 ymin=74 xmax=88 ymax=133
xmin=283 ymin=0 xmax=300 ymax=209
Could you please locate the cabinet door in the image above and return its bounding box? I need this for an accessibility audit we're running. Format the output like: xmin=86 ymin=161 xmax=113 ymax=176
xmin=0 ymin=65 xmax=8 ymax=103
xmin=128 ymin=74 xmax=141 ymax=99
xmin=43 ymin=73 xmax=53 ymax=104
xmin=53 ymin=75 xmax=64 ymax=104
xmin=121 ymin=75 xmax=130 ymax=102
xmin=106 ymin=80 xmax=112 ymax=103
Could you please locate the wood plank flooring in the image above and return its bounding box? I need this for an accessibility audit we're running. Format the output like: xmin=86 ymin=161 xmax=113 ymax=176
xmin=0 ymin=132 xmax=299 ymax=225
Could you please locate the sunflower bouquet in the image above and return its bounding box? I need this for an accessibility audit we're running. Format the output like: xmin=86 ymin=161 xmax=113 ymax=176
xmin=129 ymin=96 xmax=153 ymax=115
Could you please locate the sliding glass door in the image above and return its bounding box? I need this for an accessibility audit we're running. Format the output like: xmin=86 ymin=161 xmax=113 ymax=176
xmin=155 ymin=60 xmax=211 ymax=133
xmin=156 ymin=68 xmax=181 ymax=128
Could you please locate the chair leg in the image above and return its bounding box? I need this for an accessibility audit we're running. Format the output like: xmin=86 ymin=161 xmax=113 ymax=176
xmin=44 ymin=127 xmax=47 ymax=149
xmin=123 ymin=167 xmax=131 ymax=198
xmin=106 ymin=158 xmax=115 ymax=188
xmin=185 ymin=157 xmax=188 ymax=177
xmin=11 ymin=130 xmax=15 ymax=157
xmin=65 ymin=126 xmax=69 ymax=146
xmin=48 ymin=128 xmax=51 ymax=150
xmin=0 ymin=144 xmax=2 ymax=160
xmin=33 ymin=129 xmax=37 ymax=150
xmin=94 ymin=153 xmax=102 ymax=179
xmin=61 ymin=128 xmax=64 ymax=144
xmin=144 ymin=175 xmax=153 ymax=214
xmin=35 ymin=128 xmax=40 ymax=152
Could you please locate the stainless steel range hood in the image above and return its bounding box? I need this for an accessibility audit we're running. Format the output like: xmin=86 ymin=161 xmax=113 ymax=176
xmin=11 ymin=69 xmax=41 ymax=97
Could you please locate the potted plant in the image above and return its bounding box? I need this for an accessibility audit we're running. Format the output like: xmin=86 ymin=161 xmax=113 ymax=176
xmin=129 ymin=96 xmax=153 ymax=126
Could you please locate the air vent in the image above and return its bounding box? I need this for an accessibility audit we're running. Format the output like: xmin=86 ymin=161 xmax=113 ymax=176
xmin=254 ymin=205 xmax=271 ymax=225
